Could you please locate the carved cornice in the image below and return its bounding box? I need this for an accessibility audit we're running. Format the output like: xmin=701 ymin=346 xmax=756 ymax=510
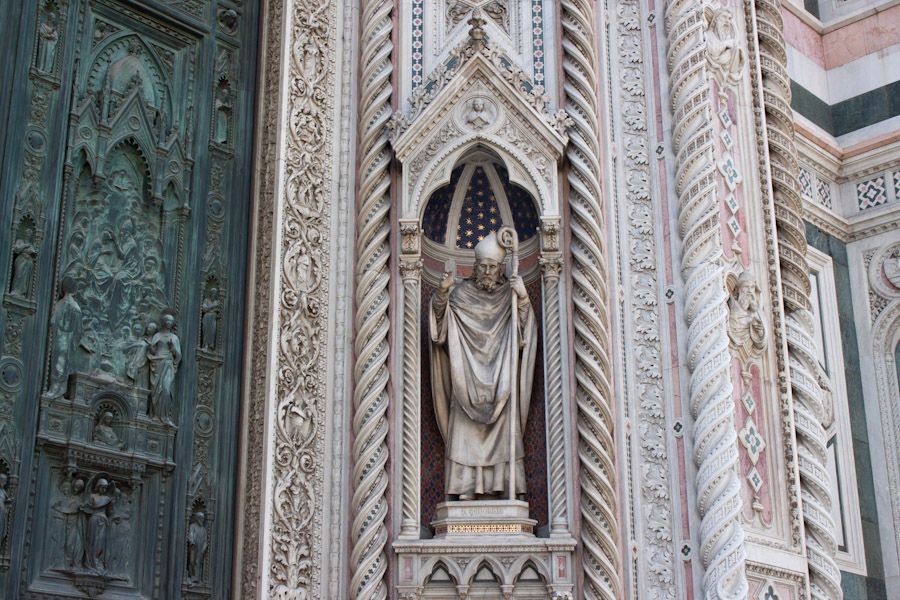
xmin=665 ymin=0 xmax=748 ymax=597
xmin=560 ymin=0 xmax=620 ymax=596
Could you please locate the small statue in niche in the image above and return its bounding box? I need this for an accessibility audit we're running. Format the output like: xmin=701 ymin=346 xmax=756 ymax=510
xmin=148 ymin=310 xmax=181 ymax=425
xmin=81 ymin=478 xmax=117 ymax=573
xmin=48 ymin=277 xmax=90 ymax=396
xmin=728 ymin=271 xmax=767 ymax=358
xmin=10 ymin=237 xmax=37 ymax=298
xmin=200 ymin=288 xmax=220 ymax=351
xmin=186 ymin=509 xmax=208 ymax=584
xmin=93 ymin=411 xmax=122 ymax=449
xmin=53 ymin=477 xmax=86 ymax=569
xmin=126 ymin=321 xmax=156 ymax=389
xmin=36 ymin=8 xmax=59 ymax=73
xmin=0 ymin=473 xmax=11 ymax=548
xmin=465 ymin=98 xmax=491 ymax=130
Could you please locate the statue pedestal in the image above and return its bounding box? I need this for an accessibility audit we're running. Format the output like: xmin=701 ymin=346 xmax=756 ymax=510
xmin=395 ymin=503 xmax=576 ymax=598
xmin=431 ymin=500 xmax=537 ymax=537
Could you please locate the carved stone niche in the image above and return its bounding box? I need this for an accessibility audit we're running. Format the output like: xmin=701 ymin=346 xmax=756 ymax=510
xmin=390 ymin=36 xmax=575 ymax=599
xmin=21 ymin=373 xmax=176 ymax=598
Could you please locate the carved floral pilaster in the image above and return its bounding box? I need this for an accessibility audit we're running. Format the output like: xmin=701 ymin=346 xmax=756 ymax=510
xmin=236 ymin=0 xmax=338 ymax=596
xmin=609 ymin=0 xmax=677 ymax=594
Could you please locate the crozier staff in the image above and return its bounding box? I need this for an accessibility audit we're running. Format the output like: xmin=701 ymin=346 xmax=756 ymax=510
xmin=429 ymin=232 xmax=538 ymax=500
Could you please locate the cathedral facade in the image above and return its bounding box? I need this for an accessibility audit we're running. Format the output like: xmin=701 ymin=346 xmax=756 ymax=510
xmin=0 ymin=0 xmax=897 ymax=598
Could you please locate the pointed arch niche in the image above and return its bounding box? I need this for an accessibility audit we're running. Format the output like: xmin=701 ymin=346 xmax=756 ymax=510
xmin=390 ymin=48 xmax=576 ymax=598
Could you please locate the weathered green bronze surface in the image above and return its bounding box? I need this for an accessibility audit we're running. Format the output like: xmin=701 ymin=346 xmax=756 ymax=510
xmin=0 ymin=1 xmax=258 ymax=597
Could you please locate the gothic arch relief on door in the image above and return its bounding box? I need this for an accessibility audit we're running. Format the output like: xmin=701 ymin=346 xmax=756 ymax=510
xmin=0 ymin=1 xmax=259 ymax=598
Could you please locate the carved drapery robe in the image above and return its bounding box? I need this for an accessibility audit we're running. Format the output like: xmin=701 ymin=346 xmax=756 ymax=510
xmin=430 ymin=278 xmax=537 ymax=496
xmin=148 ymin=329 xmax=181 ymax=425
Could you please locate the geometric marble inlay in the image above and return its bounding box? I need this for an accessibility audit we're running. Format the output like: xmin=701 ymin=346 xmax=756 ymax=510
xmin=741 ymin=391 xmax=756 ymax=414
xmin=816 ymin=178 xmax=833 ymax=209
xmin=747 ymin=467 xmax=764 ymax=493
xmin=718 ymin=155 xmax=742 ymax=191
xmin=721 ymin=129 xmax=734 ymax=150
xmin=857 ymin=175 xmax=887 ymax=211
xmin=798 ymin=167 xmax=813 ymax=199
xmin=740 ymin=416 xmax=765 ymax=464
xmin=760 ymin=583 xmax=780 ymax=600
xmin=726 ymin=194 xmax=739 ymax=214
xmin=718 ymin=108 xmax=733 ymax=128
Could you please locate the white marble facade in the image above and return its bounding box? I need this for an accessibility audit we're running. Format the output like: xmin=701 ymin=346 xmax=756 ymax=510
xmin=230 ymin=0 xmax=900 ymax=598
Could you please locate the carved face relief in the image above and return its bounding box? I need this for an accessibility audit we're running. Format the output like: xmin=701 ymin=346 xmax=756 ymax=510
xmin=461 ymin=97 xmax=497 ymax=131
xmin=884 ymin=250 xmax=900 ymax=290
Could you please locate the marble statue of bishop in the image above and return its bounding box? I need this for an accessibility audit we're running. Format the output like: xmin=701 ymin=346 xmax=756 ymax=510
xmin=430 ymin=232 xmax=538 ymax=500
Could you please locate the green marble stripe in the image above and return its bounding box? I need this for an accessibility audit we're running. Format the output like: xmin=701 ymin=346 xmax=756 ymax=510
xmin=791 ymin=80 xmax=900 ymax=137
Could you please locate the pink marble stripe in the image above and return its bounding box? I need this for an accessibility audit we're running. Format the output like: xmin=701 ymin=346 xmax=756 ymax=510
xmin=648 ymin=4 xmax=694 ymax=596
xmin=823 ymin=4 xmax=900 ymax=69
xmin=782 ymin=8 xmax=825 ymax=67
xmin=782 ymin=4 xmax=900 ymax=70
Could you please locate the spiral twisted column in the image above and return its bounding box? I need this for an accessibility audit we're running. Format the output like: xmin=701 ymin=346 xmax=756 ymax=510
xmin=540 ymin=255 xmax=568 ymax=534
xmin=351 ymin=0 xmax=393 ymax=595
xmin=754 ymin=0 xmax=841 ymax=597
xmin=399 ymin=251 xmax=423 ymax=539
xmin=665 ymin=1 xmax=748 ymax=597
xmin=560 ymin=0 xmax=620 ymax=596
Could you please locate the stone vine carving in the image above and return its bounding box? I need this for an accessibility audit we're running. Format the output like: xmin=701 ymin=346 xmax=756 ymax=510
xmin=614 ymin=0 xmax=676 ymax=595
xmin=260 ymin=0 xmax=336 ymax=595
xmin=560 ymin=0 xmax=620 ymax=596
xmin=238 ymin=0 xmax=283 ymax=593
xmin=351 ymin=0 xmax=393 ymax=594
xmin=665 ymin=0 xmax=748 ymax=597
xmin=754 ymin=0 xmax=842 ymax=597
